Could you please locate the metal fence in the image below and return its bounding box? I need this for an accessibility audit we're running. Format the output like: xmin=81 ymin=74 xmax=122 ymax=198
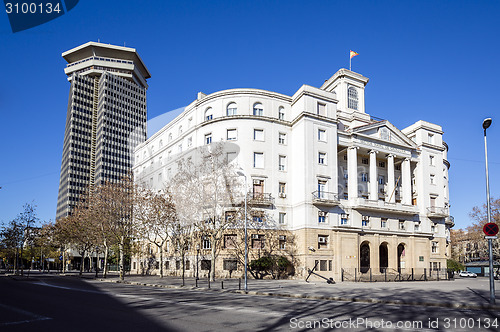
xmin=341 ymin=268 xmax=452 ymax=282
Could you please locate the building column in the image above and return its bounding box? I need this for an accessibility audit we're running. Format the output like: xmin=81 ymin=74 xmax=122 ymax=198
xmin=369 ymin=150 xmax=378 ymax=201
xmin=347 ymin=147 xmax=358 ymax=201
xmin=387 ymin=154 xmax=395 ymax=203
xmin=402 ymin=158 xmax=411 ymax=205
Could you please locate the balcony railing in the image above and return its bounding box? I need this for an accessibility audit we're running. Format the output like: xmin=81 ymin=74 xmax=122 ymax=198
xmin=312 ymin=191 xmax=340 ymax=206
xmin=247 ymin=192 xmax=274 ymax=206
xmin=427 ymin=207 xmax=448 ymax=218
xmin=352 ymin=198 xmax=418 ymax=215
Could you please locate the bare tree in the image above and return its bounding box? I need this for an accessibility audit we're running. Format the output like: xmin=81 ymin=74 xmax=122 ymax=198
xmin=16 ymin=203 xmax=39 ymax=275
xmin=134 ymin=187 xmax=177 ymax=278
xmin=0 ymin=219 xmax=24 ymax=273
xmin=171 ymin=142 xmax=243 ymax=281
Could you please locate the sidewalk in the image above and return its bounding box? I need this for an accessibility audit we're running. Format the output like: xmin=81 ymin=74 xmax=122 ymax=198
xmin=93 ymin=273 xmax=500 ymax=311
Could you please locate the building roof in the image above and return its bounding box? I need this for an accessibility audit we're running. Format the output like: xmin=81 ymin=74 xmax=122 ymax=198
xmin=62 ymin=42 xmax=151 ymax=79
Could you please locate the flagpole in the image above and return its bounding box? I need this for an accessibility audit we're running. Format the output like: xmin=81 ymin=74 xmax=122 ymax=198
xmin=349 ymin=55 xmax=351 ymax=71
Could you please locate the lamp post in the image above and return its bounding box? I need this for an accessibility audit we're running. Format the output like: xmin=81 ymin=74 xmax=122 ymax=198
xmin=236 ymin=170 xmax=248 ymax=291
xmin=483 ymin=117 xmax=495 ymax=305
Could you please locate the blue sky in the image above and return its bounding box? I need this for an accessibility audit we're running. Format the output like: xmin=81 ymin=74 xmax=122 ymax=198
xmin=0 ymin=0 xmax=498 ymax=230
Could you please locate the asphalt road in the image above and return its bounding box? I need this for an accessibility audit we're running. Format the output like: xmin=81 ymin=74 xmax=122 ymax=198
xmin=1 ymin=275 xmax=499 ymax=331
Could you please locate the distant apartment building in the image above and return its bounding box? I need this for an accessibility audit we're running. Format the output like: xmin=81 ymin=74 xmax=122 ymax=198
xmin=133 ymin=68 xmax=453 ymax=281
xmin=56 ymin=42 xmax=150 ymax=220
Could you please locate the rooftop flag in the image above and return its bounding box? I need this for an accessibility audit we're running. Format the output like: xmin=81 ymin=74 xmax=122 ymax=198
xmin=349 ymin=50 xmax=359 ymax=71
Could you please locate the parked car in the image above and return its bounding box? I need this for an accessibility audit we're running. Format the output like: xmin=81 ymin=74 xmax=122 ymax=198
xmin=459 ymin=271 xmax=477 ymax=278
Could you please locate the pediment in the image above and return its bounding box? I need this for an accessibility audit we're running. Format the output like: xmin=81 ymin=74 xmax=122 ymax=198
xmin=352 ymin=120 xmax=417 ymax=149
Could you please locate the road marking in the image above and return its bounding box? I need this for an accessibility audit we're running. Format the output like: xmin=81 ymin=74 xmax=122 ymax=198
xmin=0 ymin=303 xmax=52 ymax=326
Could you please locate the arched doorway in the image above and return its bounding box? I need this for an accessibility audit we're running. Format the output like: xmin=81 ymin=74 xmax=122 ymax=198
xmin=397 ymin=244 xmax=405 ymax=271
xmin=360 ymin=242 xmax=370 ymax=273
xmin=379 ymin=243 xmax=388 ymax=273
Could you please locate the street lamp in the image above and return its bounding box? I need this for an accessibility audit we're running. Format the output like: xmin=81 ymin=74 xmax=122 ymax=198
xmin=482 ymin=117 xmax=495 ymax=305
xmin=236 ymin=170 xmax=248 ymax=292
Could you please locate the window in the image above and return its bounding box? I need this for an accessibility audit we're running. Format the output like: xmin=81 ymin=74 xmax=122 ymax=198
xmin=278 ymin=107 xmax=285 ymax=120
xmin=318 ymin=211 xmax=327 ymax=223
xmin=429 ymin=155 xmax=435 ymax=166
xmin=202 ymin=236 xmax=211 ymax=249
xmin=225 ymin=211 xmax=236 ymax=222
xmin=381 ymin=218 xmax=387 ymax=228
xmin=187 ymin=137 xmax=192 ymax=147
xmin=414 ymin=223 xmax=420 ymax=232
xmin=201 ymin=260 xmax=211 ymax=270
xmin=178 ymin=126 xmax=183 ymax=135
xmin=378 ymin=175 xmax=385 ymax=185
xmin=279 ymin=212 xmax=286 ymax=224
xmin=431 ymin=241 xmax=438 ymax=253
xmin=362 ymin=215 xmax=370 ymax=227
xmin=279 ymin=182 xmax=286 ymax=197
xmin=227 ymin=103 xmax=237 ymax=116
xmin=205 ymin=133 xmax=212 ymax=145
xmin=278 ymin=132 xmax=286 ymax=144
xmin=178 ymin=144 xmax=182 ymax=153
xmin=340 ymin=213 xmax=349 ymax=225
xmin=279 ymin=235 xmax=286 ymax=249
xmin=253 ymin=152 xmax=264 ymax=168
xmin=419 ymin=256 xmax=424 ymax=262
xmin=395 ymin=164 xmax=401 ymax=171
xmin=253 ymin=103 xmax=263 ymax=116
xmin=253 ymin=215 xmax=263 ymax=223
xmin=317 ymin=102 xmax=326 ymax=116
xmin=227 ymin=129 xmax=237 ymax=141
xmin=318 ymin=152 xmax=326 ymax=165
xmin=318 ymin=129 xmax=326 ymax=141
xmin=176 ymin=260 xmax=181 ymax=270
xmin=158 ymin=173 xmax=163 ymax=182
xmin=318 ymin=235 xmax=328 ymax=249
xmin=399 ymin=220 xmax=405 ymax=230
xmin=253 ymin=129 xmax=264 ymax=141
xmin=223 ymin=259 xmax=238 ymax=271
xmin=251 ymin=234 xmax=265 ymax=249
xmin=318 ymin=180 xmax=327 ymax=198
xmin=279 ymin=155 xmax=286 ymax=171
xmin=378 ymin=161 xmax=386 ymax=168
xmin=168 ymin=133 xmax=172 ymax=142
xmin=362 ymin=158 xmax=369 ymax=165
xmin=428 ymin=133 xmax=434 ymax=144
xmin=205 ymin=108 xmax=213 ymax=121
xmin=430 ymin=174 xmax=435 ymax=185
xmin=431 ymin=224 xmax=436 ymax=233
xmin=348 ymin=86 xmax=358 ymax=110
xmin=361 ymin=173 xmax=368 ymax=182
xmin=224 ymin=234 xmax=237 ymax=249
xmin=185 ymin=260 xmax=190 ymax=270
xmin=167 ymin=150 xmax=172 ymax=160
xmin=159 ymin=140 xmax=163 ymax=147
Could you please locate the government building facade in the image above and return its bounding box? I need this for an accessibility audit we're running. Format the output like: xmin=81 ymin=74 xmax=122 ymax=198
xmin=133 ymin=68 xmax=453 ymax=281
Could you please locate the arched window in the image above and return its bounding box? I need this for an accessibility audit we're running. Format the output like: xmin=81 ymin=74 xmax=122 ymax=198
xmin=348 ymin=87 xmax=358 ymax=110
xmin=205 ymin=108 xmax=213 ymax=121
xmin=253 ymin=103 xmax=263 ymax=116
xmin=278 ymin=107 xmax=285 ymax=120
xmin=226 ymin=103 xmax=237 ymax=116
xmin=178 ymin=126 xmax=183 ymax=135
xmin=159 ymin=139 xmax=163 ymax=147
xmin=168 ymin=133 xmax=173 ymax=142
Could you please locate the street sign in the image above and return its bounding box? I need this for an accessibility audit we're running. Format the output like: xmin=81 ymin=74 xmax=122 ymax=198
xmin=485 ymin=236 xmax=498 ymax=240
xmin=483 ymin=223 xmax=499 ymax=236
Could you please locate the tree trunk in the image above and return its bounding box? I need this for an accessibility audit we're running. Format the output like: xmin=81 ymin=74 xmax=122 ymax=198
xmin=79 ymin=250 xmax=85 ymax=276
xmin=181 ymin=252 xmax=185 ymax=286
xmin=103 ymin=242 xmax=109 ymax=278
xmin=62 ymin=249 xmax=66 ymax=273
xmin=119 ymin=235 xmax=125 ymax=281
xmin=159 ymin=244 xmax=164 ymax=278
xmin=210 ymin=243 xmax=216 ymax=282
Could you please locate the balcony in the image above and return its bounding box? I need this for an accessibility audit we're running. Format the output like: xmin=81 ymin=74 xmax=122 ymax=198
xmin=427 ymin=206 xmax=448 ymax=218
xmin=445 ymin=215 xmax=455 ymax=227
xmin=312 ymin=191 xmax=340 ymax=206
xmin=352 ymin=198 xmax=418 ymax=215
xmin=247 ymin=192 xmax=274 ymax=206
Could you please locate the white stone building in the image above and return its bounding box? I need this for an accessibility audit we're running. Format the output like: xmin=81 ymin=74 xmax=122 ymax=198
xmin=133 ymin=68 xmax=453 ymax=281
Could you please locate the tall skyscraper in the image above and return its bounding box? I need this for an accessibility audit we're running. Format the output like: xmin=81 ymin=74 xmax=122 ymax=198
xmin=56 ymin=42 xmax=150 ymax=220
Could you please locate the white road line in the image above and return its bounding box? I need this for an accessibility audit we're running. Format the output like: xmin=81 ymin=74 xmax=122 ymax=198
xmin=0 ymin=303 xmax=52 ymax=326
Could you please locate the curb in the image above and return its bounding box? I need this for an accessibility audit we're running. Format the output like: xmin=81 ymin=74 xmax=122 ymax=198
xmin=94 ymin=278 xmax=500 ymax=311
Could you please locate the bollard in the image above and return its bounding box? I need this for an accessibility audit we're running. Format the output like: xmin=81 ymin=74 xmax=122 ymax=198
xmin=208 ymin=278 xmax=210 ymax=289
xmin=355 ymin=268 xmax=357 ymax=282
xmin=369 ymin=268 xmax=372 ymax=282
xmin=196 ymin=278 xmax=198 ymax=288
xmin=221 ymin=281 xmax=224 ymax=289
xmin=239 ymin=278 xmax=241 ymax=290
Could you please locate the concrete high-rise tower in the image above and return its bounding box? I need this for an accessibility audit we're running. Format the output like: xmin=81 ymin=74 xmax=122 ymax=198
xmin=56 ymin=42 xmax=150 ymax=220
